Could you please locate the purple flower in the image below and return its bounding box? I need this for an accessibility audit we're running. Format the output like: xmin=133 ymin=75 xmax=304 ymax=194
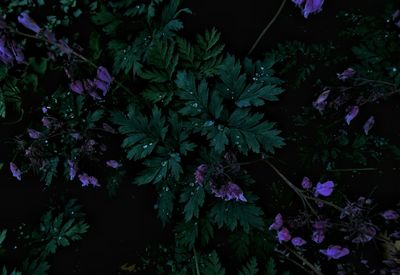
xmin=41 ymin=107 xmax=48 ymax=113
xmin=67 ymin=160 xmax=78 ymax=180
xmin=291 ymin=237 xmax=307 ymax=247
xmin=97 ymin=66 xmax=113 ymax=84
xmin=320 ymin=245 xmax=350 ymax=260
xmin=70 ymin=80 xmax=84 ymax=94
xmin=302 ymin=0 xmax=324 ymax=18
xmin=363 ymin=116 xmax=375 ymax=135
xmin=269 ymin=213 xmax=283 ymax=231
xmin=94 ymin=78 xmax=110 ymax=96
xmin=0 ymin=37 xmax=14 ymax=65
xmin=9 ymin=40 xmax=24 ymax=64
xmin=381 ymin=210 xmax=399 ymax=220
xmin=194 ymin=164 xmax=208 ymax=185
xmin=79 ymin=173 xmax=90 ymax=187
xmin=277 ymin=227 xmax=291 ymax=243
xmin=41 ymin=117 xmax=51 ymax=128
xmin=106 ymin=160 xmax=121 ymax=169
xmin=345 ymin=106 xmax=359 ymax=125
xmin=389 ymin=231 xmax=400 ymax=239
xmin=70 ymin=132 xmax=81 ymax=140
xmin=315 ymin=180 xmax=334 ymax=197
xmin=292 ymin=0 xmax=304 ymax=5
xmin=17 ymin=12 xmax=41 ymax=33
xmin=312 ymin=89 xmax=330 ymax=112
xmin=88 ymin=176 xmax=100 ymax=187
xmin=9 ymin=162 xmax=22 ymax=181
xmin=301 ymin=176 xmax=312 ymax=189
xmin=213 ymin=182 xmax=247 ymax=202
xmin=27 ymin=128 xmax=42 ymax=139
xmin=312 ymin=230 xmax=325 ymax=243
xmin=337 ymin=68 xmax=356 ymax=81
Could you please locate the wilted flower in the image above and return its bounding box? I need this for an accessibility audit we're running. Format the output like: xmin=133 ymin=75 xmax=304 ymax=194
xmin=194 ymin=164 xmax=208 ymax=185
xmin=301 ymin=176 xmax=312 ymax=189
xmin=381 ymin=210 xmax=399 ymax=220
xmin=363 ymin=116 xmax=375 ymax=135
xmin=312 ymin=89 xmax=330 ymax=112
xmin=27 ymin=128 xmax=42 ymax=139
xmin=292 ymin=237 xmax=307 ymax=246
xmin=320 ymin=245 xmax=350 ymax=260
xmin=277 ymin=227 xmax=291 ymax=243
xmin=315 ymin=180 xmax=334 ymax=197
xmin=18 ymin=12 xmax=41 ymax=33
xmin=70 ymin=80 xmax=84 ymax=94
xmin=67 ymin=160 xmax=78 ymax=180
xmin=312 ymin=230 xmax=325 ymax=243
xmin=337 ymin=68 xmax=356 ymax=81
xmin=293 ymin=0 xmax=324 ymax=18
xmin=345 ymin=106 xmax=359 ymax=125
xmin=106 ymin=160 xmax=121 ymax=169
xmin=269 ymin=213 xmax=283 ymax=231
xmin=9 ymin=162 xmax=22 ymax=181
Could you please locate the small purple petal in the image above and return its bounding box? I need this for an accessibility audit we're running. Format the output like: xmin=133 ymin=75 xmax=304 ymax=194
xmin=67 ymin=160 xmax=78 ymax=181
xmin=315 ymin=180 xmax=334 ymax=197
xmin=291 ymin=237 xmax=307 ymax=247
xmin=96 ymin=66 xmax=112 ymax=84
xmin=337 ymin=68 xmax=356 ymax=81
xmin=94 ymin=78 xmax=109 ymax=96
xmin=27 ymin=128 xmax=42 ymax=139
xmin=277 ymin=227 xmax=291 ymax=243
xmin=320 ymin=245 xmax=350 ymax=260
xmin=41 ymin=117 xmax=51 ymax=128
xmin=269 ymin=213 xmax=283 ymax=231
xmin=381 ymin=210 xmax=399 ymax=220
xmin=302 ymin=0 xmax=324 ymax=18
xmin=17 ymin=12 xmax=41 ymax=33
xmin=345 ymin=106 xmax=359 ymax=125
xmin=9 ymin=162 xmax=22 ymax=181
xmin=312 ymin=230 xmax=325 ymax=243
xmin=69 ymin=80 xmax=84 ymax=94
xmin=106 ymin=160 xmax=121 ymax=169
xmin=363 ymin=116 xmax=375 ymax=135
xmin=194 ymin=164 xmax=208 ymax=186
xmin=88 ymin=176 xmax=100 ymax=187
xmin=78 ymin=173 xmax=90 ymax=187
xmin=301 ymin=176 xmax=312 ymax=189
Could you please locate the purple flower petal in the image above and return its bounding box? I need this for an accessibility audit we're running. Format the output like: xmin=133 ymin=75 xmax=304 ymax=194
xmin=194 ymin=164 xmax=208 ymax=186
xmin=312 ymin=230 xmax=325 ymax=243
xmin=363 ymin=116 xmax=375 ymax=135
xmin=57 ymin=39 xmax=72 ymax=56
xmin=301 ymin=176 xmax=312 ymax=189
xmin=96 ymin=66 xmax=112 ymax=84
xmin=345 ymin=105 xmax=359 ymax=125
xmin=17 ymin=12 xmax=41 ymax=33
xmin=106 ymin=160 xmax=121 ymax=169
xmin=269 ymin=213 xmax=283 ymax=231
xmin=27 ymin=128 xmax=42 ymax=139
xmin=0 ymin=37 xmax=14 ymax=65
xmin=320 ymin=245 xmax=350 ymax=260
xmin=381 ymin=210 xmax=399 ymax=220
xmin=302 ymin=0 xmax=324 ymax=18
xmin=315 ymin=180 xmax=334 ymax=197
xmin=67 ymin=160 xmax=78 ymax=181
xmin=9 ymin=40 xmax=24 ymax=64
xmin=88 ymin=176 xmax=100 ymax=187
xmin=41 ymin=117 xmax=51 ymax=128
xmin=78 ymin=173 xmax=90 ymax=187
xmin=291 ymin=237 xmax=307 ymax=247
xmin=277 ymin=227 xmax=291 ymax=243
xmin=337 ymin=68 xmax=356 ymax=81
xmin=94 ymin=78 xmax=109 ymax=96
xmin=69 ymin=80 xmax=84 ymax=94
xmin=9 ymin=162 xmax=22 ymax=181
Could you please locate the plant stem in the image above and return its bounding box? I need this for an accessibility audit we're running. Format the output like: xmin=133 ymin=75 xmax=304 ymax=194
xmin=193 ymin=247 xmax=200 ymax=275
xmin=284 ymin=245 xmax=324 ymax=275
xmin=248 ymin=0 xmax=287 ymax=55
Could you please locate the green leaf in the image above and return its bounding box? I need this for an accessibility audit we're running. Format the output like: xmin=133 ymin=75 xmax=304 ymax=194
xmin=200 ymin=251 xmax=225 ymax=275
xmin=0 ymin=229 xmax=7 ymax=246
xmin=239 ymin=257 xmax=259 ymax=275
xmin=180 ymin=186 xmax=205 ymax=222
xmin=264 ymin=258 xmax=277 ymax=275
xmin=157 ymin=185 xmax=174 ymax=225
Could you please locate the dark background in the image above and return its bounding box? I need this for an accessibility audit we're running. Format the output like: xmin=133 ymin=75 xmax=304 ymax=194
xmin=0 ymin=0 xmax=392 ymax=274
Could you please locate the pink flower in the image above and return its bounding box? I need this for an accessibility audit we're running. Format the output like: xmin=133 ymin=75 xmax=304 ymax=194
xmin=363 ymin=116 xmax=375 ymax=135
xmin=315 ymin=180 xmax=334 ymax=197
xmin=337 ymin=68 xmax=356 ymax=81
xmin=301 ymin=176 xmax=312 ymax=189
xmin=269 ymin=213 xmax=283 ymax=231
xmin=291 ymin=237 xmax=307 ymax=247
xmin=277 ymin=227 xmax=291 ymax=243
xmin=320 ymin=245 xmax=350 ymax=260
xmin=17 ymin=12 xmax=41 ymax=33
xmin=9 ymin=162 xmax=22 ymax=181
xmin=345 ymin=106 xmax=359 ymax=125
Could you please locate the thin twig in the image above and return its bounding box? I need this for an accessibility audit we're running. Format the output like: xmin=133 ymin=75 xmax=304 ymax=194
xmin=248 ymin=0 xmax=287 ymax=55
xmin=284 ymin=245 xmax=324 ymax=275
